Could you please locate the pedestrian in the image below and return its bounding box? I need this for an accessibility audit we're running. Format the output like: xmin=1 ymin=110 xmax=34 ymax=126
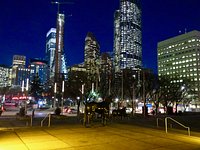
xmin=152 ymin=109 xmax=155 ymax=116
xmin=32 ymin=109 xmax=35 ymax=118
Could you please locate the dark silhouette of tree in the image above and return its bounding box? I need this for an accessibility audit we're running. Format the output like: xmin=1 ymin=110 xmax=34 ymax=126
xmin=29 ymin=73 xmax=43 ymax=101
xmin=155 ymin=75 xmax=192 ymax=114
xmin=65 ymin=70 xmax=90 ymax=117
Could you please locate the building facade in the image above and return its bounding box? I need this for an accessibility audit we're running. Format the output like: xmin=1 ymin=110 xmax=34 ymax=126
xmin=46 ymin=28 xmax=56 ymax=81
xmin=0 ymin=65 xmax=12 ymax=87
xmin=114 ymin=0 xmax=142 ymax=72
xmin=84 ymin=32 xmax=100 ymax=83
xmin=99 ymin=52 xmax=113 ymax=96
xmin=157 ymin=30 xmax=200 ymax=106
xmin=29 ymin=58 xmax=48 ymax=86
xmin=11 ymin=55 xmax=29 ymax=86
xmin=55 ymin=13 xmax=67 ymax=82
xmin=46 ymin=26 xmax=67 ymax=83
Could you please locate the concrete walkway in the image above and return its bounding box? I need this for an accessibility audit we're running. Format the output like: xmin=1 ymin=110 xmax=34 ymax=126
xmin=0 ymin=124 xmax=200 ymax=150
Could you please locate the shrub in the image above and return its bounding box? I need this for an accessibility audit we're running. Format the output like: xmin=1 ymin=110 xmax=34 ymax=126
xmin=54 ymin=107 xmax=61 ymax=115
xmin=19 ymin=107 xmax=25 ymax=116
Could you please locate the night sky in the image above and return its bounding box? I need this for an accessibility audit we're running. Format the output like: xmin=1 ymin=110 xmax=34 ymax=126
xmin=1 ymin=0 xmax=200 ymax=73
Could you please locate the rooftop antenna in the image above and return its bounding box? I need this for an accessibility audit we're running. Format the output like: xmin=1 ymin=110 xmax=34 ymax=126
xmin=51 ymin=0 xmax=73 ymax=14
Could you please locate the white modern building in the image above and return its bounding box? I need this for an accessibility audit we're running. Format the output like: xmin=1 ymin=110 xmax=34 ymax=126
xmin=158 ymin=30 xmax=200 ymax=109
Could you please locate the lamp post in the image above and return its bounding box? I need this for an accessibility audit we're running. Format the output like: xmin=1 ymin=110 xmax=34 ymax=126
xmin=61 ymin=80 xmax=64 ymax=114
xmin=25 ymin=78 xmax=29 ymax=115
xmin=142 ymin=69 xmax=146 ymax=117
xmin=54 ymin=82 xmax=57 ymax=108
xmin=121 ymin=69 xmax=124 ymax=107
xmin=132 ymin=82 xmax=135 ymax=116
xmin=115 ymin=98 xmax=119 ymax=109
xmin=21 ymin=80 xmax=26 ymax=114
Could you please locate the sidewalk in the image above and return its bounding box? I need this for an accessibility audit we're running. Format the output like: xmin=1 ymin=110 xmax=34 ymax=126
xmin=0 ymin=124 xmax=200 ymax=150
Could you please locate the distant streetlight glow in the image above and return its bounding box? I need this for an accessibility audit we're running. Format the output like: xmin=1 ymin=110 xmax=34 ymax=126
xmin=26 ymin=78 xmax=29 ymax=91
xmin=62 ymin=80 xmax=64 ymax=93
xmin=22 ymin=80 xmax=24 ymax=92
xmin=54 ymin=82 xmax=57 ymax=93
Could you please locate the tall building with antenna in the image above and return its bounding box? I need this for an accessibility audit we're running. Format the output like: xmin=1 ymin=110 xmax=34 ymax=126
xmin=114 ymin=0 xmax=142 ymax=72
xmin=55 ymin=13 xmax=66 ymax=81
xmin=51 ymin=1 xmax=69 ymax=83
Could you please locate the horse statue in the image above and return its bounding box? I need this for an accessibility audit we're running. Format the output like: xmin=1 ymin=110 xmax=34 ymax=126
xmin=112 ymin=107 xmax=128 ymax=120
xmin=84 ymin=100 xmax=110 ymax=126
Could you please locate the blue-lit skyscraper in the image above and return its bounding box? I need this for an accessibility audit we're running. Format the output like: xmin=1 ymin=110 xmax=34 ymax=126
xmin=114 ymin=0 xmax=142 ymax=72
xmin=29 ymin=58 xmax=48 ymax=86
xmin=46 ymin=28 xmax=56 ymax=81
xmin=46 ymin=27 xmax=67 ymax=83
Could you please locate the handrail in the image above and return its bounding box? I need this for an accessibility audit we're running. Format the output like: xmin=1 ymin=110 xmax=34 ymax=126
xmin=41 ymin=113 xmax=51 ymax=127
xmin=156 ymin=118 xmax=164 ymax=127
xmin=165 ymin=117 xmax=190 ymax=136
xmin=157 ymin=117 xmax=172 ymax=128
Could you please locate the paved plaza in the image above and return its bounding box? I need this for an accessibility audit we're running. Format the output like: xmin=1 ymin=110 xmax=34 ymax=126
xmin=0 ymin=123 xmax=200 ymax=150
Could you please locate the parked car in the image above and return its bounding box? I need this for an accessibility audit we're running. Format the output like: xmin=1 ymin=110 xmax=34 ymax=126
xmin=68 ymin=108 xmax=77 ymax=114
xmin=63 ymin=106 xmax=70 ymax=113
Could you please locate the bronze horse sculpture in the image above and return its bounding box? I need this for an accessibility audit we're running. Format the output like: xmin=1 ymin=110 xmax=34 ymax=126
xmin=84 ymin=101 xmax=110 ymax=126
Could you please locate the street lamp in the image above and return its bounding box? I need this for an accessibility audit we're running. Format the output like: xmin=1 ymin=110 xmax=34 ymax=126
xmin=25 ymin=78 xmax=29 ymax=114
xmin=54 ymin=82 xmax=57 ymax=108
xmin=61 ymin=80 xmax=64 ymax=114
xmin=181 ymin=85 xmax=185 ymax=91
xmin=115 ymin=98 xmax=119 ymax=109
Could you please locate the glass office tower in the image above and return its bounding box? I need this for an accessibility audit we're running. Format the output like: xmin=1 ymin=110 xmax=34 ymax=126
xmin=114 ymin=0 xmax=142 ymax=72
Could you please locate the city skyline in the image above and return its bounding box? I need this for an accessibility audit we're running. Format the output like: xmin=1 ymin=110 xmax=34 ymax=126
xmin=1 ymin=0 xmax=200 ymax=73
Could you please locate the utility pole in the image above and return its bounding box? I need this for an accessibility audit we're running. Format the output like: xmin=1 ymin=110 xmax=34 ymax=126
xmin=142 ymin=69 xmax=146 ymax=117
xmin=121 ymin=69 xmax=124 ymax=107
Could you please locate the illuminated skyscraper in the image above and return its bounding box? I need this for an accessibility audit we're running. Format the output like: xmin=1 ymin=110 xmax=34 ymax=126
xmin=29 ymin=58 xmax=48 ymax=86
xmin=46 ymin=28 xmax=56 ymax=81
xmin=46 ymin=14 xmax=67 ymax=83
xmin=84 ymin=32 xmax=100 ymax=83
xmin=114 ymin=0 xmax=142 ymax=72
xmin=11 ymin=55 xmax=30 ymax=86
xmin=55 ymin=13 xmax=66 ymax=82
xmin=0 ymin=65 xmax=11 ymax=87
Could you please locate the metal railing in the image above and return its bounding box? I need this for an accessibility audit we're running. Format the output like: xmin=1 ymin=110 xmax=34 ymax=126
xmin=157 ymin=117 xmax=173 ymax=128
xmin=156 ymin=118 xmax=164 ymax=127
xmin=41 ymin=113 xmax=51 ymax=127
xmin=165 ymin=117 xmax=190 ymax=136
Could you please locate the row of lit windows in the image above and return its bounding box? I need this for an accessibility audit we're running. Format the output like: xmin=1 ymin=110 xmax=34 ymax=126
xmin=159 ymin=58 xmax=197 ymax=65
xmin=159 ymin=38 xmax=200 ymax=51
xmin=18 ymin=68 xmax=30 ymax=71
xmin=158 ymin=45 xmax=199 ymax=56
xmin=159 ymin=52 xmax=199 ymax=61
xmin=159 ymin=67 xmax=197 ymax=72
xmin=163 ymin=72 xmax=198 ymax=76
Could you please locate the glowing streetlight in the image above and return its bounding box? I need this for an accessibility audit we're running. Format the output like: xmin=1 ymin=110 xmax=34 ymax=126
xmin=61 ymin=81 xmax=64 ymax=114
xmin=54 ymin=82 xmax=57 ymax=108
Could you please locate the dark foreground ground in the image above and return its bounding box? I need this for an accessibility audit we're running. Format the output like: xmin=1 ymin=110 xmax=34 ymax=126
xmin=0 ymin=121 xmax=200 ymax=150
xmin=0 ymin=113 xmax=200 ymax=150
xmin=0 ymin=112 xmax=200 ymax=134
